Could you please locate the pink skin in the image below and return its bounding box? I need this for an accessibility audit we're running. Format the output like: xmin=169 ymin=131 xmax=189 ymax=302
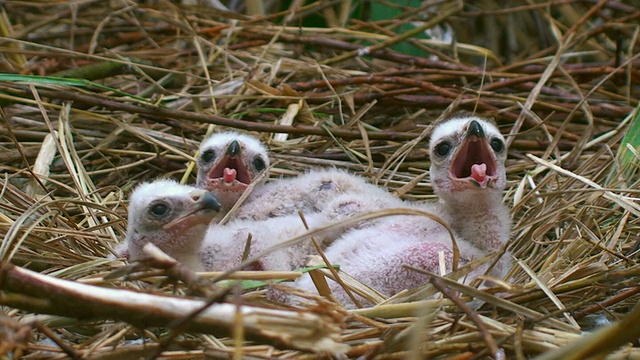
xmin=447 ymin=129 xmax=499 ymax=190
xmin=207 ymin=158 xmax=251 ymax=193
xmin=223 ymin=168 xmax=237 ymax=184
xmin=471 ymin=163 xmax=487 ymax=184
xmin=357 ymin=241 xmax=453 ymax=297
xmin=203 ymin=154 xmax=253 ymax=210
xmin=291 ymin=219 xmax=464 ymax=308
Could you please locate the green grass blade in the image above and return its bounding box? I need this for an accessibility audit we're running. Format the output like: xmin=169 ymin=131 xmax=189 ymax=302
xmin=0 ymin=73 xmax=152 ymax=104
xmin=218 ymin=264 xmax=339 ymax=291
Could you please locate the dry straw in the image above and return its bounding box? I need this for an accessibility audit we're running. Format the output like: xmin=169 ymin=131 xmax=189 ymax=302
xmin=0 ymin=0 xmax=639 ymax=358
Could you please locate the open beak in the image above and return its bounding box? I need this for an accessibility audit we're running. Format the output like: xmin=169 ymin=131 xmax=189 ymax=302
xmin=449 ymin=120 xmax=499 ymax=189
xmin=206 ymin=140 xmax=253 ymax=192
xmin=163 ymin=189 xmax=221 ymax=231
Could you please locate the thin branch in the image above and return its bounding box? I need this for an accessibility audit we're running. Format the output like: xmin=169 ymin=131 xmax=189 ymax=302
xmin=0 ymin=262 xmax=348 ymax=353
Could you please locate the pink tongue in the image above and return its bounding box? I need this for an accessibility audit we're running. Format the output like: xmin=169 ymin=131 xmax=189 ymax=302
xmin=223 ymin=168 xmax=237 ymax=183
xmin=471 ymin=163 xmax=487 ymax=183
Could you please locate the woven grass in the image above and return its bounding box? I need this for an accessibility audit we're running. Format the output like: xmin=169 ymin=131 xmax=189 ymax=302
xmin=1 ymin=0 xmax=639 ymax=358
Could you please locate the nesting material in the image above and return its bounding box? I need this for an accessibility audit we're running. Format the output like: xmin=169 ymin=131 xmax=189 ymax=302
xmin=0 ymin=1 xmax=639 ymax=358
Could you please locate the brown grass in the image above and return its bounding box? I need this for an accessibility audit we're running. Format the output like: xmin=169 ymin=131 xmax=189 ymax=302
xmin=1 ymin=0 xmax=639 ymax=358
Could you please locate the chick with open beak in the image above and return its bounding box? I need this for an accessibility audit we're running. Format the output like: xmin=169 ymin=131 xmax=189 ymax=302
xmin=431 ymin=118 xmax=507 ymax=192
xmin=196 ymin=132 xmax=269 ymax=211
xmin=290 ymin=116 xmax=511 ymax=308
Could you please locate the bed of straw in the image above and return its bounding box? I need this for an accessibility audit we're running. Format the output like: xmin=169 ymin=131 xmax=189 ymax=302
xmin=1 ymin=1 xmax=639 ymax=359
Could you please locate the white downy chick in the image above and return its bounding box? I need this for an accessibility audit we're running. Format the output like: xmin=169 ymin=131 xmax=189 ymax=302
xmin=199 ymin=212 xmax=325 ymax=271
xmin=196 ymin=132 xmax=399 ymax=221
xmin=196 ymin=134 xmax=404 ymax=272
xmin=199 ymin=184 xmax=405 ymax=272
xmin=116 ymin=179 xmax=222 ymax=271
xmin=235 ymin=168 xmax=395 ymax=221
xmin=295 ymin=116 xmax=511 ymax=308
xmin=196 ymin=132 xmax=269 ymax=211
xmin=428 ymin=116 xmax=510 ymax=252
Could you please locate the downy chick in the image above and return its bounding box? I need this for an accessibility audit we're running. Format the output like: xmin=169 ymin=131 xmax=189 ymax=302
xmin=116 ymin=179 xmax=222 ymax=271
xmin=294 ymin=116 xmax=511 ymax=308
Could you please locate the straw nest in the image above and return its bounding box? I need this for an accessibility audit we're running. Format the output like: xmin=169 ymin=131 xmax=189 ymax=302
xmin=1 ymin=1 xmax=639 ymax=358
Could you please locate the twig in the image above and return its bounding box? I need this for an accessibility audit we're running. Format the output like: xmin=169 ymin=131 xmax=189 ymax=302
xmin=0 ymin=261 xmax=348 ymax=352
xmin=0 ymin=84 xmax=417 ymax=142
xmin=296 ymin=211 xmax=362 ymax=308
xmin=534 ymin=301 xmax=640 ymax=360
xmin=428 ymin=277 xmax=504 ymax=360
xmin=238 ymin=28 xmax=474 ymax=71
xmin=573 ymin=287 xmax=640 ymax=320
xmin=142 ymin=244 xmax=224 ymax=297
xmin=34 ymin=321 xmax=80 ymax=360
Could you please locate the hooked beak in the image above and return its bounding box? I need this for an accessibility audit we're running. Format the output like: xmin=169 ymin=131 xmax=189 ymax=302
xmin=467 ymin=119 xmax=485 ymax=138
xmin=163 ymin=189 xmax=221 ymax=231
xmin=227 ymin=140 xmax=241 ymax=157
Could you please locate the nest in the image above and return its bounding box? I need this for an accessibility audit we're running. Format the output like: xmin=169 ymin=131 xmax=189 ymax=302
xmin=1 ymin=0 xmax=639 ymax=358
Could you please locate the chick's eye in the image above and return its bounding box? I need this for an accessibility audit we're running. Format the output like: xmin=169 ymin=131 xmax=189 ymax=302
xmin=435 ymin=142 xmax=451 ymax=157
xmin=201 ymin=149 xmax=216 ymax=163
xmin=252 ymin=156 xmax=266 ymax=172
xmin=490 ymin=138 xmax=504 ymax=153
xmin=149 ymin=203 xmax=170 ymax=217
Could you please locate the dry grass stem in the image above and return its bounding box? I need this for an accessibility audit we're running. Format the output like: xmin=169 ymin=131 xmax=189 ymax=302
xmin=0 ymin=0 xmax=639 ymax=357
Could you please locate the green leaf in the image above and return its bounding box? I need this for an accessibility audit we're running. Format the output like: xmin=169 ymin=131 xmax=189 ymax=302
xmin=370 ymin=0 xmax=431 ymax=57
xmin=217 ymin=264 xmax=340 ymax=291
xmin=0 ymin=73 xmax=153 ymax=104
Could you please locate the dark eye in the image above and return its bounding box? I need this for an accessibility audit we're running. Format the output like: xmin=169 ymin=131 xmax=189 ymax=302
xmin=490 ymin=138 xmax=504 ymax=153
xmin=252 ymin=156 xmax=266 ymax=172
xmin=201 ymin=149 xmax=216 ymax=163
xmin=435 ymin=142 xmax=451 ymax=157
xmin=149 ymin=203 xmax=170 ymax=217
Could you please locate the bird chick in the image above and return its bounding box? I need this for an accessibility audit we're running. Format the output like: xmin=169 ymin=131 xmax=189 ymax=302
xmin=117 ymin=179 xmax=222 ymax=271
xmin=236 ymin=168 xmax=396 ymax=221
xmin=197 ymin=132 xmax=400 ymax=222
xmin=428 ymin=116 xmax=510 ymax=252
xmin=195 ymin=134 xmax=404 ymax=272
xmin=295 ymin=116 xmax=511 ymax=308
xmin=199 ymin=212 xmax=322 ymax=271
xmin=196 ymin=132 xmax=269 ymax=211
xmin=199 ymin=183 xmax=405 ymax=272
